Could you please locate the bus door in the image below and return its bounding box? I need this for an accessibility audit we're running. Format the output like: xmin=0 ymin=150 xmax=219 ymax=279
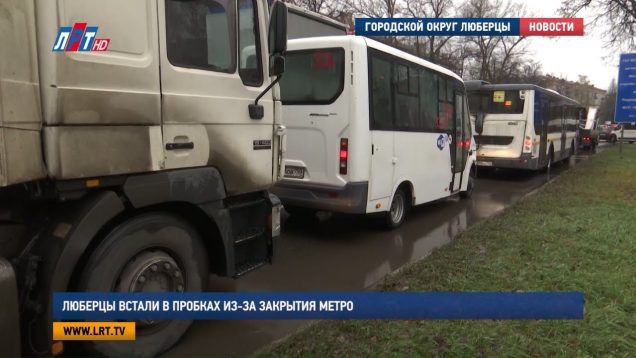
xmin=451 ymin=90 xmax=469 ymax=192
xmin=539 ymin=98 xmax=549 ymax=166
xmin=560 ymin=106 xmax=566 ymax=157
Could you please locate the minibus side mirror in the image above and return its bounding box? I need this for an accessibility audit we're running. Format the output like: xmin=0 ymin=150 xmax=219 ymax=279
xmin=249 ymin=1 xmax=288 ymax=120
xmin=475 ymin=113 xmax=485 ymax=135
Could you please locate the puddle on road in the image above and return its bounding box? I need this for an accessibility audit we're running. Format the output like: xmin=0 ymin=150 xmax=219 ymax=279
xmin=168 ymin=150 xmax=595 ymax=357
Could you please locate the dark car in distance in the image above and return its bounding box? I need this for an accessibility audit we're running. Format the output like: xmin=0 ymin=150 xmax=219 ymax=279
xmin=578 ymin=128 xmax=599 ymax=150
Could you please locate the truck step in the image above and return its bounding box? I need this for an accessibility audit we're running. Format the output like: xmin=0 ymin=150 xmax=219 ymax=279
xmin=235 ymin=227 xmax=266 ymax=245
xmin=234 ymin=261 xmax=267 ymax=277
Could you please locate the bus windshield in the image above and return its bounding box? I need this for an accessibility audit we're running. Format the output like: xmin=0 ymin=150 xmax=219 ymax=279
xmin=280 ymin=48 xmax=345 ymax=105
xmin=468 ymin=90 xmax=525 ymax=115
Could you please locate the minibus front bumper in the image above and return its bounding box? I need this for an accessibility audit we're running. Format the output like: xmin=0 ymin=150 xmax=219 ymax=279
xmin=272 ymin=181 xmax=368 ymax=214
xmin=476 ymin=154 xmax=539 ymax=170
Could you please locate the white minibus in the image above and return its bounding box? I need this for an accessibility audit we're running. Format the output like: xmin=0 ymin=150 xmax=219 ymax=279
xmin=272 ymin=36 xmax=476 ymax=228
xmin=466 ymin=82 xmax=583 ymax=170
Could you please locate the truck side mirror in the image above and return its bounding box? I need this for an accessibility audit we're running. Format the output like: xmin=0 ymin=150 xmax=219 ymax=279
xmin=268 ymin=1 xmax=288 ymax=69
xmin=248 ymin=1 xmax=288 ymax=119
xmin=475 ymin=113 xmax=485 ymax=135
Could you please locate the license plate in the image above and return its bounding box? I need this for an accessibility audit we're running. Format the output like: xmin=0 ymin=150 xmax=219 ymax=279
xmin=284 ymin=166 xmax=305 ymax=179
xmin=477 ymin=161 xmax=493 ymax=167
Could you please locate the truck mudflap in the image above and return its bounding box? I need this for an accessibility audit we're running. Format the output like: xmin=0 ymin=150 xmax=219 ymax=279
xmin=229 ymin=192 xmax=280 ymax=277
xmin=0 ymin=257 xmax=20 ymax=357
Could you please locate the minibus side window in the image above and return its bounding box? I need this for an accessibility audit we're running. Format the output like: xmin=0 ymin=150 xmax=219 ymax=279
xmin=418 ymin=68 xmax=438 ymax=132
xmin=394 ymin=64 xmax=419 ymax=131
xmin=369 ymin=55 xmax=394 ymax=130
xmin=396 ymin=64 xmax=409 ymax=94
xmin=436 ymin=77 xmax=454 ymax=131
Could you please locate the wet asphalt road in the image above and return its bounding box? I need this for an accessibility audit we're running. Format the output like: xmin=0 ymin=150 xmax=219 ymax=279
xmin=167 ymin=148 xmax=600 ymax=357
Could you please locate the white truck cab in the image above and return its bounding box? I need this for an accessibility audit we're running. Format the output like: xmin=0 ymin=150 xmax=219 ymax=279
xmin=0 ymin=0 xmax=288 ymax=356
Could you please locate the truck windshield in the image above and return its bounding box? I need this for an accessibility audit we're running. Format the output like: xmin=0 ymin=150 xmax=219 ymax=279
xmin=468 ymin=90 xmax=524 ymax=115
xmin=280 ymin=48 xmax=344 ymax=105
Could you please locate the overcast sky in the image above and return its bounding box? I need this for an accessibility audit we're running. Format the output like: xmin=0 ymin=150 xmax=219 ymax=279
xmin=519 ymin=0 xmax=618 ymax=90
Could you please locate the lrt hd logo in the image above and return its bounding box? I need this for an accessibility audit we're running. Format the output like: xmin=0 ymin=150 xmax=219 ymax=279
xmin=52 ymin=23 xmax=110 ymax=52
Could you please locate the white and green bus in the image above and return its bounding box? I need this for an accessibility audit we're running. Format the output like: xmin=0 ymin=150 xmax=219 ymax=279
xmin=466 ymin=82 xmax=584 ymax=170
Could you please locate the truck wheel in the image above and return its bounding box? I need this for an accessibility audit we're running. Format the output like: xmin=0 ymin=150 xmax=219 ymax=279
xmin=77 ymin=212 xmax=208 ymax=357
xmin=384 ymin=188 xmax=407 ymax=229
xmin=460 ymin=167 xmax=476 ymax=199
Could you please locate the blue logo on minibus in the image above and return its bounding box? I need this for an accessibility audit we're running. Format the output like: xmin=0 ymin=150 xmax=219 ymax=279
xmin=437 ymin=134 xmax=445 ymax=150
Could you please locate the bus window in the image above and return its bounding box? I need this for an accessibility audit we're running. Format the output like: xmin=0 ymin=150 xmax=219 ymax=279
xmin=279 ymin=48 xmax=345 ymax=105
xmin=369 ymin=55 xmax=394 ymax=130
xmin=488 ymin=90 xmax=524 ymax=114
xmin=548 ymin=103 xmax=563 ymax=133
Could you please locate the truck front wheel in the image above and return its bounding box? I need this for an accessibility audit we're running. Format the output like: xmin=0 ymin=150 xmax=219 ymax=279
xmin=77 ymin=212 xmax=208 ymax=357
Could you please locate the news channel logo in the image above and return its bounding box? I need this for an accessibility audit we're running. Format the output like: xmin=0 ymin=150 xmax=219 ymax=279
xmin=52 ymin=22 xmax=110 ymax=52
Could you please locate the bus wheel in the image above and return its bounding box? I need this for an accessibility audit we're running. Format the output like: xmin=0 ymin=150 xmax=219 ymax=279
xmin=384 ymin=189 xmax=407 ymax=229
xmin=77 ymin=212 xmax=208 ymax=357
xmin=460 ymin=167 xmax=476 ymax=199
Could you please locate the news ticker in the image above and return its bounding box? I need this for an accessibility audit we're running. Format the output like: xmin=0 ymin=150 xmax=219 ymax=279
xmin=54 ymin=292 xmax=584 ymax=321
xmin=354 ymin=18 xmax=584 ymax=37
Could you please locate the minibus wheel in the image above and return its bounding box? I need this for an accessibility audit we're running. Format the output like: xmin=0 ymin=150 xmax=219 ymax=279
xmin=460 ymin=166 xmax=476 ymax=199
xmin=384 ymin=189 xmax=407 ymax=229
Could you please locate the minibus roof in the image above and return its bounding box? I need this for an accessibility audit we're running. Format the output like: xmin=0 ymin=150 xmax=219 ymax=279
xmin=286 ymin=35 xmax=463 ymax=83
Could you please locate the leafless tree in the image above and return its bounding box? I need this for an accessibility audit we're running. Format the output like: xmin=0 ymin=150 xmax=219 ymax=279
xmin=560 ymin=0 xmax=636 ymax=52
xmin=288 ymin=0 xmax=541 ymax=84
xmin=595 ymin=78 xmax=617 ymax=122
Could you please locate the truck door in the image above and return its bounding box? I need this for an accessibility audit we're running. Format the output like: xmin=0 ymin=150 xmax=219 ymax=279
xmin=158 ymin=0 xmax=273 ymax=196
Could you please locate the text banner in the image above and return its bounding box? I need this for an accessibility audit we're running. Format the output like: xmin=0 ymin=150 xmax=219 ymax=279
xmin=354 ymin=18 xmax=583 ymax=37
xmin=54 ymin=292 xmax=584 ymax=321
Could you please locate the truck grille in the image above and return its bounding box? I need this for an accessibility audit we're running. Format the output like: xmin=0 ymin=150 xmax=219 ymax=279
xmin=475 ymin=135 xmax=514 ymax=146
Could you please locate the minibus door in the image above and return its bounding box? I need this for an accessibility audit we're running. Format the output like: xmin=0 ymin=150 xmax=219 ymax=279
xmin=370 ymin=131 xmax=395 ymax=201
xmin=451 ymin=92 xmax=468 ymax=192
